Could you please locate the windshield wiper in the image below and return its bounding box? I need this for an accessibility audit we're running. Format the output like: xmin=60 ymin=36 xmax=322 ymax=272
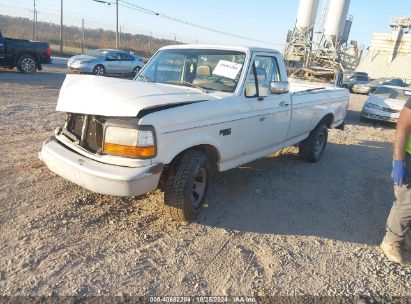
xmin=167 ymin=80 xmax=208 ymax=93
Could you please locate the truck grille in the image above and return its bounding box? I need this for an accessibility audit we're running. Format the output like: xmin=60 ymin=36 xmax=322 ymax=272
xmin=65 ymin=114 xmax=104 ymax=153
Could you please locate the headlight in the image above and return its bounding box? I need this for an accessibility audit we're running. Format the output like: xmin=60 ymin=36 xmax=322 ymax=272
xmin=103 ymin=126 xmax=156 ymax=158
xmin=365 ymin=103 xmax=381 ymax=110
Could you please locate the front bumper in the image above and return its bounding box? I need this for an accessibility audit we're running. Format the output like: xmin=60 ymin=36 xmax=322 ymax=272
xmin=39 ymin=137 xmax=162 ymax=197
xmin=360 ymin=108 xmax=399 ymax=123
xmin=352 ymin=86 xmax=370 ymax=94
xmin=67 ymin=63 xmax=94 ymax=74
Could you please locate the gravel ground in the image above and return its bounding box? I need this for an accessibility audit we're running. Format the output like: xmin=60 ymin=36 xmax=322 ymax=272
xmin=1 ymin=65 xmax=411 ymax=301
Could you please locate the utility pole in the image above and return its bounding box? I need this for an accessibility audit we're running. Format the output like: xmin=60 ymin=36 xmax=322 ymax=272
xmin=116 ymin=0 xmax=118 ymax=49
xmin=32 ymin=0 xmax=36 ymax=40
xmin=81 ymin=18 xmax=84 ymax=54
xmin=60 ymin=0 xmax=63 ymax=55
xmin=35 ymin=10 xmax=38 ymax=40
xmin=91 ymin=0 xmax=118 ymax=49
xmin=149 ymin=31 xmax=152 ymax=54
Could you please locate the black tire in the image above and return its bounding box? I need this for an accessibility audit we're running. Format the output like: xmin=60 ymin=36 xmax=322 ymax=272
xmin=17 ymin=55 xmax=37 ymax=73
xmin=93 ymin=64 xmax=105 ymax=76
xmin=133 ymin=66 xmax=141 ymax=76
xmin=299 ymin=123 xmax=328 ymax=163
xmin=164 ymin=150 xmax=210 ymax=222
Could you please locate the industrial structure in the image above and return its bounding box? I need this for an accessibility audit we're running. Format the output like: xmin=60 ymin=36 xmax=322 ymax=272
xmin=356 ymin=17 xmax=411 ymax=84
xmin=284 ymin=0 xmax=362 ymax=72
xmin=283 ymin=0 xmax=319 ymax=68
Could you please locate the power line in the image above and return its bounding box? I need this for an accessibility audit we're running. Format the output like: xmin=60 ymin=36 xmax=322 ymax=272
xmin=118 ymin=0 xmax=275 ymax=45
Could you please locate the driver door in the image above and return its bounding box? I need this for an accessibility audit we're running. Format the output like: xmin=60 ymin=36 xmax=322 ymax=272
xmin=104 ymin=52 xmax=122 ymax=74
xmin=241 ymin=53 xmax=291 ymax=152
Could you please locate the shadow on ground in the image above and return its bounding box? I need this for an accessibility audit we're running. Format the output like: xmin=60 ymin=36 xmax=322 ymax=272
xmin=199 ymin=140 xmax=394 ymax=246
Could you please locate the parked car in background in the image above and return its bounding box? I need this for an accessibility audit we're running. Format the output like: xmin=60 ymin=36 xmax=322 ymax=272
xmin=0 ymin=30 xmax=51 ymax=73
xmin=342 ymin=71 xmax=370 ymax=92
xmin=353 ymin=77 xmax=409 ymax=95
xmin=67 ymin=49 xmax=144 ymax=77
xmin=361 ymin=85 xmax=411 ymax=123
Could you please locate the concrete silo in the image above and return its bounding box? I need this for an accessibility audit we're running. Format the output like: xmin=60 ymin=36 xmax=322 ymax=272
xmin=324 ymin=0 xmax=351 ymax=44
xmin=296 ymin=0 xmax=320 ymax=31
xmin=283 ymin=0 xmax=320 ymax=68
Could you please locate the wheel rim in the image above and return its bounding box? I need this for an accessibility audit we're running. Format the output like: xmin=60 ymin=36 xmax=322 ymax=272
xmin=95 ymin=66 xmax=104 ymax=76
xmin=21 ymin=57 xmax=35 ymax=72
xmin=134 ymin=67 xmax=140 ymax=75
xmin=191 ymin=167 xmax=207 ymax=208
xmin=314 ymin=133 xmax=325 ymax=156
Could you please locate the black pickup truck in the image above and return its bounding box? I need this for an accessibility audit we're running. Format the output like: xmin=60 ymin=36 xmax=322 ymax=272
xmin=0 ymin=31 xmax=51 ymax=73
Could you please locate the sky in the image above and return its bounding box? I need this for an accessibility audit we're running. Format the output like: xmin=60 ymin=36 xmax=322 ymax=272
xmin=0 ymin=0 xmax=410 ymax=49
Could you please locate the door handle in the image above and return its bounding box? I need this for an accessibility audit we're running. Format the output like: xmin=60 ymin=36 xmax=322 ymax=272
xmin=279 ymin=101 xmax=290 ymax=107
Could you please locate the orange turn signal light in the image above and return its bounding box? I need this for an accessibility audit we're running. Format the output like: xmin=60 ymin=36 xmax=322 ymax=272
xmin=103 ymin=143 xmax=156 ymax=158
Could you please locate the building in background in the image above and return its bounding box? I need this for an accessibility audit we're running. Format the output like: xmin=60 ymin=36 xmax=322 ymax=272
xmin=356 ymin=17 xmax=411 ymax=84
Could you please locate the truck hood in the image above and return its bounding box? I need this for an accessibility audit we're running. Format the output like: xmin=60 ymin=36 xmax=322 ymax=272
xmin=56 ymin=74 xmax=220 ymax=117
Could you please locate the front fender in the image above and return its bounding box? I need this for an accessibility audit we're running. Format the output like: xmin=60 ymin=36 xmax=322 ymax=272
xmin=155 ymin=131 xmax=223 ymax=166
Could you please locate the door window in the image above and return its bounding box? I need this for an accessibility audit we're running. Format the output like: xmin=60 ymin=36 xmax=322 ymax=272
xmin=106 ymin=53 xmax=122 ymax=61
xmin=120 ymin=52 xmax=135 ymax=61
xmin=245 ymin=56 xmax=281 ymax=97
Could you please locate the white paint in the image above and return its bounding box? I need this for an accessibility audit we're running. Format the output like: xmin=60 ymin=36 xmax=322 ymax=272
xmin=56 ymin=74 xmax=223 ymax=117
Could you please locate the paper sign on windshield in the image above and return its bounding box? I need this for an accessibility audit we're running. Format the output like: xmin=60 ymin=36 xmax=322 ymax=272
xmin=212 ymin=60 xmax=242 ymax=79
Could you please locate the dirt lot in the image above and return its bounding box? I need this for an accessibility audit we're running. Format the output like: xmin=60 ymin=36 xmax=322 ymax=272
xmin=1 ymin=65 xmax=411 ymax=300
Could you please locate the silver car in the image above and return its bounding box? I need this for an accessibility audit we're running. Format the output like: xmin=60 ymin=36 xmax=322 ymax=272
xmin=361 ymin=85 xmax=411 ymax=123
xmin=67 ymin=49 xmax=144 ymax=76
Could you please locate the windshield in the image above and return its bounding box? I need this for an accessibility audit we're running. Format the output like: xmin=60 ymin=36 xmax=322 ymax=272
xmin=373 ymin=87 xmax=410 ymax=101
xmin=135 ymin=49 xmax=246 ymax=93
xmin=87 ymin=49 xmax=109 ymax=58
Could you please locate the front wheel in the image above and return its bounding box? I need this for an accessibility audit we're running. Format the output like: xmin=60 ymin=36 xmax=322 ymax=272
xmin=93 ymin=64 xmax=105 ymax=76
xmin=17 ymin=55 xmax=37 ymax=73
xmin=164 ymin=150 xmax=210 ymax=222
xmin=299 ymin=123 xmax=328 ymax=163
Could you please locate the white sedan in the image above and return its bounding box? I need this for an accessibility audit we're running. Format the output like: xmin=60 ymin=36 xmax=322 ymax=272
xmin=361 ymin=85 xmax=411 ymax=123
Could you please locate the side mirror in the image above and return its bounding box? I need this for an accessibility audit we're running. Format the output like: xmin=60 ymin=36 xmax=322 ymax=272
xmin=270 ymin=81 xmax=289 ymax=94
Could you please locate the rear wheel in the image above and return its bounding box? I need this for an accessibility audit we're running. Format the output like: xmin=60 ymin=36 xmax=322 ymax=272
xmin=299 ymin=123 xmax=328 ymax=163
xmin=93 ymin=64 xmax=105 ymax=76
xmin=17 ymin=55 xmax=37 ymax=73
xmin=164 ymin=150 xmax=210 ymax=222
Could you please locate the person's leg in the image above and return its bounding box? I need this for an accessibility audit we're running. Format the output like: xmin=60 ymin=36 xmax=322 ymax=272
xmin=384 ymin=184 xmax=411 ymax=244
xmin=381 ymin=155 xmax=411 ymax=264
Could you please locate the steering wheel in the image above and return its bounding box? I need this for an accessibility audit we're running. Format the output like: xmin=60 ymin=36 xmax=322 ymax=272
xmin=214 ymin=76 xmax=237 ymax=86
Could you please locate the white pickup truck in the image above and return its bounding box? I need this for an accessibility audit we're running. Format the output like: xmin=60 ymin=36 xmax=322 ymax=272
xmin=40 ymin=45 xmax=349 ymax=222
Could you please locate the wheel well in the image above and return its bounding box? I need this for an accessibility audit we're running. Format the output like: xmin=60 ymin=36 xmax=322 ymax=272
xmin=17 ymin=52 xmax=38 ymax=63
xmin=158 ymin=145 xmax=220 ymax=191
xmin=320 ymin=113 xmax=334 ymax=128
xmin=172 ymin=145 xmax=220 ymax=171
